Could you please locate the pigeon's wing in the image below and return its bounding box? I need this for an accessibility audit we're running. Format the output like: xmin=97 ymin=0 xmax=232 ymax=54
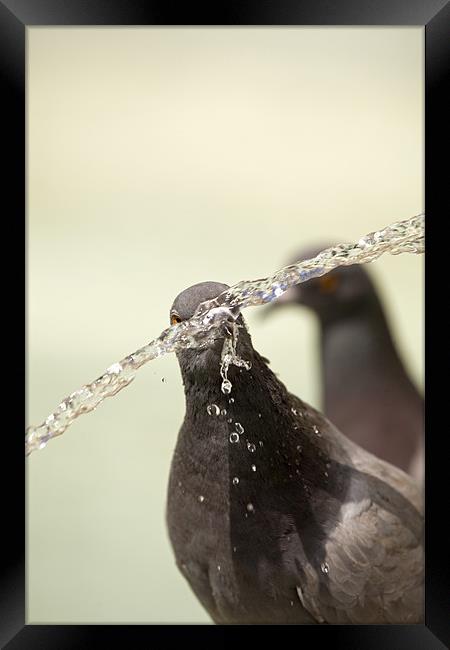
xmin=296 ymin=494 xmax=424 ymax=624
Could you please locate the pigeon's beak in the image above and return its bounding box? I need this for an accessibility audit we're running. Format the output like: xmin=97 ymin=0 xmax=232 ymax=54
xmin=258 ymin=286 xmax=298 ymax=319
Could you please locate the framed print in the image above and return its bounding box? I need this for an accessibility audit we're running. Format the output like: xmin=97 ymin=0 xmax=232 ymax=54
xmin=1 ymin=0 xmax=448 ymax=647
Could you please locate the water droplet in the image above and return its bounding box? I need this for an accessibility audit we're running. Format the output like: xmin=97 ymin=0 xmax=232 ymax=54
xmin=235 ymin=423 xmax=244 ymax=434
xmin=221 ymin=379 xmax=232 ymax=394
xmin=324 ymin=471 xmax=329 ymax=477
xmin=296 ymin=445 xmax=302 ymax=451
xmin=229 ymin=432 xmax=240 ymax=444
xmin=251 ymin=464 xmax=256 ymax=472
xmin=291 ymin=407 xmax=298 ymax=415
xmin=247 ymin=443 xmax=256 ymax=453
xmin=227 ymin=417 xmax=233 ymax=423
xmin=258 ymin=413 xmax=262 ymax=418
xmin=246 ymin=503 xmax=254 ymax=512
xmin=207 ymin=404 xmax=220 ymax=416
xmin=217 ymin=565 xmax=221 ymax=571
xmin=232 ymin=477 xmax=240 ymax=485
xmin=259 ymin=440 xmax=264 ymax=447
xmin=229 ymin=397 xmax=235 ymax=404
xmin=178 ymin=481 xmax=182 ymax=487
xmin=45 ymin=414 xmax=55 ymax=429
xmin=233 ymin=546 xmax=237 ymax=553
xmin=221 ymin=408 xmax=227 ymax=416
xmin=290 ymin=600 xmax=294 ymax=607
xmin=313 ymin=425 xmax=322 ymax=437
xmin=198 ymin=495 xmax=205 ymax=503
xmin=107 ymin=362 xmax=122 ymax=374
xmin=321 ymin=562 xmax=329 ymax=575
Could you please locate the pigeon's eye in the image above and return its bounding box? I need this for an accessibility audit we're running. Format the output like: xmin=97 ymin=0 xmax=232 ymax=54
xmin=170 ymin=313 xmax=182 ymax=325
xmin=318 ymin=274 xmax=339 ymax=293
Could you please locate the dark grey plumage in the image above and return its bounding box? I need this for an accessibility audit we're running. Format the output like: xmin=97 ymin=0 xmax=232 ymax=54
xmin=264 ymin=247 xmax=424 ymax=483
xmin=166 ymin=281 xmax=423 ymax=624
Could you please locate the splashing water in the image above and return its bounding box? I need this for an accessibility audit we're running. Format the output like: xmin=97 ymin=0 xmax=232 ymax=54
xmin=220 ymin=321 xmax=252 ymax=395
xmin=321 ymin=562 xmax=330 ymax=575
xmin=207 ymin=404 xmax=220 ymax=417
xmin=26 ymin=213 xmax=424 ymax=456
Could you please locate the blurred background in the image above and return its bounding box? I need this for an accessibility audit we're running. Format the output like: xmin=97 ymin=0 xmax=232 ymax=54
xmin=27 ymin=27 xmax=423 ymax=623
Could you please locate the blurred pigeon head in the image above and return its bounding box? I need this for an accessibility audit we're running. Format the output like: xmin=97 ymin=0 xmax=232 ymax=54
xmin=265 ymin=244 xmax=377 ymax=322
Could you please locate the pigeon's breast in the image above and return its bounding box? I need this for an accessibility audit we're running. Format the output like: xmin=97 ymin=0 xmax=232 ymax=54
xmin=166 ymin=417 xmax=242 ymax=621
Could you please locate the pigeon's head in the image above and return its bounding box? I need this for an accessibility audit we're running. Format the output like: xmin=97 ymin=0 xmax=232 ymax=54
xmin=170 ymin=281 xmax=230 ymax=326
xmin=170 ymin=281 xmax=254 ymax=380
xmin=264 ymin=244 xmax=377 ymax=322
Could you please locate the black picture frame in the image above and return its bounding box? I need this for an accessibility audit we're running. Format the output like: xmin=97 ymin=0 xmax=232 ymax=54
xmin=2 ymin=1 xmax=448 ymax=647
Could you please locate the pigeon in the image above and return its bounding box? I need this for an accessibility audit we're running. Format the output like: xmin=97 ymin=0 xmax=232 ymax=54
xmin=263 ymin=247 xmax=424 ymax=484
xmin=166 ymin=281 xmax=423 ymax=624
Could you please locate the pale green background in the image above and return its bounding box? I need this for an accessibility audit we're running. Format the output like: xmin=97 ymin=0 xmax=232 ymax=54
xmin=27 ymin=27 xmax=424 ymax=623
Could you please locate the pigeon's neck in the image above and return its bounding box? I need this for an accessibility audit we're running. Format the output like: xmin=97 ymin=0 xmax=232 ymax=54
xmin=179 ymin=349 xmax=333 ymax=492
xmin=319 ymin=296 xmax=403 ymax=389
